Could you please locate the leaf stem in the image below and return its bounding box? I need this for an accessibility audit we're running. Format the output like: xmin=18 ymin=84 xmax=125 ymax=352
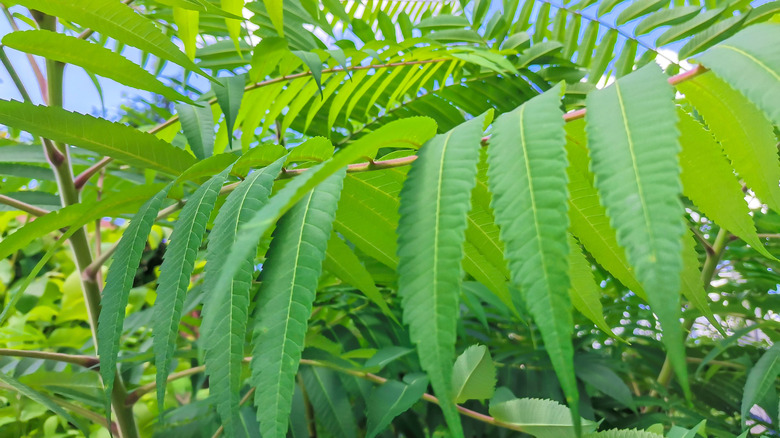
xmin=0 ymin=5 xmax=47 ymax=101
xmin=0 ymin=194 xmax=50 ymax=217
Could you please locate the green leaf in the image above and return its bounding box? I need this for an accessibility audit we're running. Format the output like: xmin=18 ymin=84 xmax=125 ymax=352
xmin=567 ymin=235 xmax=619 ymax=338
xmin=250 ymin=169 xmax=346 ymax=438
xmin=451 ymin=345 xmax=496 ymax=404
xmin=742 ymin=344 xmax=780 ymax=426
xmin=211 ymin=118 xmax=436 ymax=346
xmin=2 ymin=30 xmax=192 ymax=104
xmin=0 ymin=183 xmax=165 ymax=261
xmin=616 ymin=0 xmax=669 ymax=25
xmin=589 ymin=29 xmax=617 ymax=83
xmin=565 ymin=121 xmax=646 ymax=300
xmin=635 ymin=6 xmax=701 ymax=36
xmin=200 ymin=159 xmax=285 ymax=436
xmin=293 ymin=50 xmax=324 ymax=96
xmin=0 ymin=101 xmax=196 ymax=175
xmin=489 ymin=390 xmax=598 ymax=437
xmin=0 ymin=372 xmax=88 ymax=436
xmin=396 ymin=114 xmax=489 ymax=437
xmin=300 ymin=366 xmax=357 ymax=438
xmin=173 ymin=7 xmax=199 ymax=60
xmin=98 ymin=184 xmax=173 ymax=407
xmin=597 ymin=0 xmax=623 ymax=16
xmin=678 ymin=72 xmax=780 ymax=213
xmin=263 ymin=0 xmax=285 ymax=36
xmin=152 ymin=166 xmax=231 ymax=415
xmin=656 ymin=8 xmax=724 ymax=47
xmin=614 ymin=39 xmax=638 ymax=77
xmin=695 ymin=23 xmax=780 ymax=126
xmin=677 ymin=110 xmax=772 ymax=259
xmin=176 ymin=102 xmax=215 ymax=160
xmin=323 ymin=233 xmax=396 ymax=321
xmin=678 ymin=14 xmax=745 ymax=59
xmin=222 ymin=0 xmax=242 ymax=51
xmin=577 ymin=22 xmax=599 ymax=66
xmin=249 ymin=37 xmax=290 ymax=82
xmin=365 ymin=373 xmax=428 ymax=438
xmin=488 ymin=85 xmax=580 ymax=425
xmin=585 ymin=64 xmax=688 ymax=396
xmin=215 ymin=74 xmax=246 ymax=150
xmin=575 ymin=356 xmax=635 ymax=410
xmin=11 ymin=0 xmax=210 ymax=79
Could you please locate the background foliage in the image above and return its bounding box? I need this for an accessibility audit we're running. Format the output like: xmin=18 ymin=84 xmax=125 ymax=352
xmin=0 ymin=0 xmax=778 ymax=437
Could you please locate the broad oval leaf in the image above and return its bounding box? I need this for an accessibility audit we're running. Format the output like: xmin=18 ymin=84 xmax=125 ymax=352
xmin=396 ymin=113 xmax=490 ymax=437
xmin=2 ymin=30 xmax=192 ymax=104
xmin=585 ymin=63 xmax=688 ymax=397
xmin=487 ymin=85 xmax=580 ymax=426
xmin=451 ymin=344 xmax=497 ymax=404
xmin=250 ymin=169 xmax=346 ymax=438
xmin=0 ymin=101 xmax=197 ymax=175
xmin=489 ymin=389 xmax=598 ymax=437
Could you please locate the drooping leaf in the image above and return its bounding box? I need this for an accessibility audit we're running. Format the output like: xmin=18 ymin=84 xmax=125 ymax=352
xmin=176 ymin=102 xmax=215 ymax=160
xmin=2 ymin=30 xmax=192 ymax=103
xmin=263 ymin=0 xmax=285 ymax=36
xmin=365 ymin=373 xmax=428 ymax=438
xmin=589 ymin=29 xmax=617 ymax=83
xmin=0 ymin=101 xmax=196 ymax=175
xmin=214 ymin=74 xmax=246 ymax=150
xmin=396 ymin=113 xmax=490 ymax=437
xmin=11 ymin=0 xmax=210 ymax=78
xmin=451 ymin=344 xmax=496 ymax=404
xmin=153 ymin=166 xmax=231 ymax=414
xmin=323 ymin=233 xmax=395 ymax=321
xmin=173 ymin=7 xmax=199 ymax=60
xmin=489 ymin=389 xmax=598 ymax=437
xmin=575 ymin=356 xmax=635 ymax=411
xmin=677 ymin=110 xmax=772 ymax=258
xmin=293 ymin=50 xmax=324 ymax=96
xmin=679 ymin=230 xmax=724 ymax=334
xmin=567 ymin=235 xmax=619 ymax=338
xmin=200 ymin=158 xmax=285 ymax=437
xmin=678 ymin=72 xmax=780 ymax=214
xmin=250 ymin=169 xmax=346 ymax=438
xmin=695 ymin=23 xmax=780 ymax=126
xmin=210 ymin=118 xmax=436 ymax=348
xmin=487 ymin=84 xmax=580 ymax=427
xmin=0 ymin=371 xmax=88 ymax=435
xmin=585 ymin=64 xmax=688 ymax=396
xmin=299 ymin=366 xmax=357 ymax=438
xmin=742 ymin=343 xmax=780 ymax=426
xmin=98 ymin=184 xmax=173 ymax=406
xmin=222 ymin=0 xmax=243 ymax=51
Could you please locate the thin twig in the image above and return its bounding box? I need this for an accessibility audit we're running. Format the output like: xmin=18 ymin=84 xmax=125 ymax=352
xmin=0 ymin=45 xmax=32 ymax=102
xmin=0 ymin=348 xmax=99 ymax=368
xmin=74 ymin=157 xmax=113 ymax=190
xmin=0 ymin=194 xmax=51 ymax=217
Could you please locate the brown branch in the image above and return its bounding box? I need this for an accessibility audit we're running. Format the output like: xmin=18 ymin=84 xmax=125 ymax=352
xmin=0 ymin=194 xmax=51 ymax=217
xmin=0 ymin=348 xmax=99 ymax=369
xmin=74 ymin=157 xmax=113 ymax=190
